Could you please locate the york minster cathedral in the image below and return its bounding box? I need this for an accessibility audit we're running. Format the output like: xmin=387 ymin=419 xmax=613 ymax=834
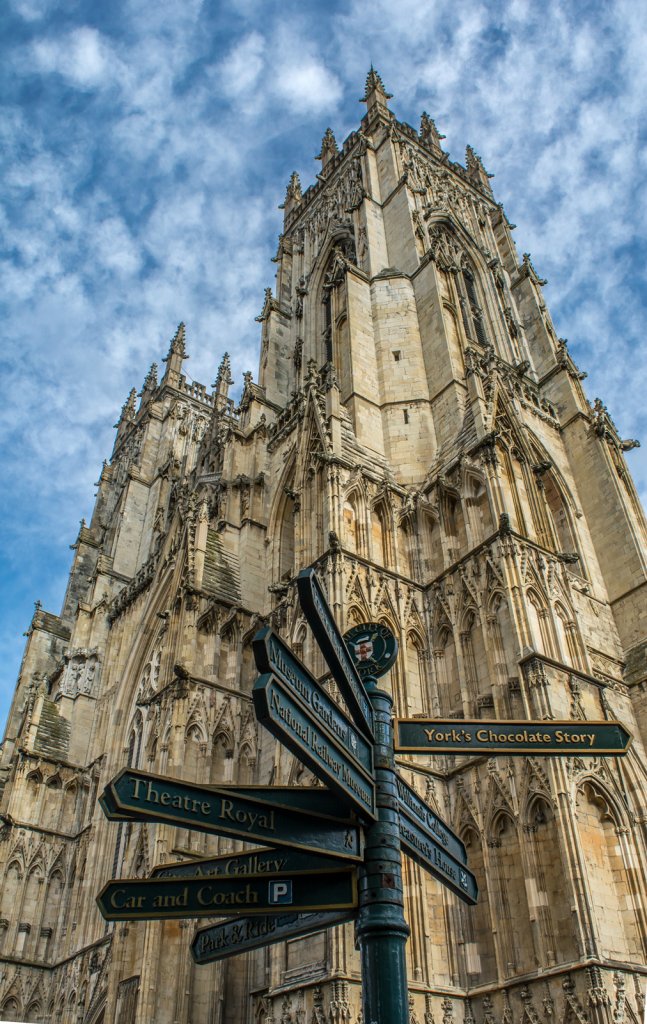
xmin=0 ymin=71 xmax=645 ymax=1024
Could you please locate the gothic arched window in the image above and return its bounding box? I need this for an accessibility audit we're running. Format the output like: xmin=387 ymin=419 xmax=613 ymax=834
xmin=458 ymin=264 xmax=489 ymax=349
xmin=320 ymin=236 xmax=355 ymax=394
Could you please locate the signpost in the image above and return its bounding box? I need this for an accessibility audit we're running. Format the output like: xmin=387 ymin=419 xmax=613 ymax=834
xmin=253 ymin=672 xmax=376 ymax=821
xmin=101 ymin=768 xmax=362 ymax=861
xmin=97 ymin=868 xmax=357 ymax=921
xmin=253 ymin=627 xmax=373 ymax=774
xmin=151 ymin=847 xmax=346 ymax=880
xmin=398 ymin=813 xmax=478 ymax=904
xmin=395 ymin=718 xmax=633 ymax=756
xmin=297 ymin=568 xmax=374 ymax=739
xmin=97 ymin=562 xmax=635 ymax=1024
xmin=191 ymin=909 xmax=356 ymax=964
xmin=395 ymin=773 xmax=467 ymax=866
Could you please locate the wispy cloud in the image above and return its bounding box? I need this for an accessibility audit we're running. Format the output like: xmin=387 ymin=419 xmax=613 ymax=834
xmin=1 ymin=0 xmax=646 ymax=726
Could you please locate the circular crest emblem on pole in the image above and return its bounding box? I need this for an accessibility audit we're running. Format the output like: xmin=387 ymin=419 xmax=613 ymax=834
xmin=343 ymin=622 xmax=398 ymax=679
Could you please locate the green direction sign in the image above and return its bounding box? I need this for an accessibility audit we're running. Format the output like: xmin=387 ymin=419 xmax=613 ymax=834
xmin=151 ymin=846 xmax=348 ymax=880
xmin=253 ymin=627 xmax=373 ymax=775
xmin=101 ymin=769 xmax=362 ymax=862
xmin=97 ymin=868 xmax=358 ymax=921
xmin=192 ymin=909 xmax=356 ymax=964
xmin=98 ymin=789 xmax=132 ymax=821
xmin=395 ymin=718 xmax=633 ymax=756
xmin=233 ymin=786 xmax=352 ymax=820
xmin=104 ymin=785 xmax=351 ymax=824
xmin=395 ymin=774 xmax=467 ymax=866
xmin=398 ymin=816 xmax=478 ymax=905
xmin=297 ymin=568 xmax=374 ymax=740
xmin=253 ymin=673 xmax=376 ymax=821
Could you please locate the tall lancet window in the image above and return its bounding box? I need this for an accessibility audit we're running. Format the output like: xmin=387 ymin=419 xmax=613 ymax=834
xmin=320 ymin=234 xmax=355 ymax=396
xmin=456 ymin=259 xmax=489 ymax=349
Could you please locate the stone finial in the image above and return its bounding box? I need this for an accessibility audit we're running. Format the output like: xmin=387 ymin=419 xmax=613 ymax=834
xmin=315 ymin=128 xmax=339 ymax=175
xmin=140 ymin=362 xmax=158 ymax=398
xmin=117 ymin=388 xmax=137 ymax=424
xmin=465 ymin=145 xmax=494 ymax=194
xmin=420 ymin=111 xmax=446 ymax=149
xmin=279 ymin=171 xmax=302 ymax=218
xmin=213 ymin=352 xmax=233 ymax=397
xmin=284 ymin=171 xmax=302 ymax=203
xmin=165 ymin=322 xmax=187 ymax=360
xmin=113 ymin=386 xmax=137 ymax=437
xmin=161 ymin=322 xmax=189 ymax=387
xmin=360 ymin=66 xmax=393 ymax=104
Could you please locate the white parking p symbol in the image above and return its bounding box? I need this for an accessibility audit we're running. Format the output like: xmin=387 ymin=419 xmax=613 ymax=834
xmin=268 ymin=880 xmax=293 ymax=905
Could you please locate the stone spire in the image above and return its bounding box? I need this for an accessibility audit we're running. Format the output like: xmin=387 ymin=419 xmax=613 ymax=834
xmin=113 ymin=387 xmax=137 ymax=442
xmin=360 ymin=66 xmax=393 ymax=121
xmin=419 ymin=111 xmax=446 ymax=152
xmin=279 ymin=171 xmax=302 ymax=220
xmin=465 ymin=145 xmax=494 ymax=195
xmin=117 ymin=388 xmax=137 ymax=424
xmin=315 ymin=129 xmax=339 ymax=177
xmin=161 ymin=322 xmax=189 ymax=387
xmin=139 ymin=362 xmax=158 ymax=405
xmin=212 ymin=352 xmax=233 ymax=414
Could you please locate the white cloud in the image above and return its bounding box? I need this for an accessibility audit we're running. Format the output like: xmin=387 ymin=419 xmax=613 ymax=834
xmin=2 ymin=0 xmax=647 ymax=724
xmin=9 ymin=0 xmax=58 ymax=22
xmin=93 ymin=216 xmax=143 ymax=275
xmin=219 ymin=31 xmax=266 ymax=99
xmin=32 ymin=26 xmax=117 ymax=88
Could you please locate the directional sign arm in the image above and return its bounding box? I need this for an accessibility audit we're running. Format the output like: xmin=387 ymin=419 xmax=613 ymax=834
xmin=96 ymin=869 xmax=358 ymax=921
xmin=151 ymin=847 xmax=350 ymax=880
xmin=252 ymin=673 xmax=376 ymax=821
xmin=100 ymin=768 xmax=362 ymax=861
xmin=395 ymin=773 xmax=467 ymax=866
xmin=395 ymin=719 xmax=633 ymax=756
xmin=296 ymin=568 xmax=374 ymax=740
xmin=398 ymin=818 xmax=478 ymax=904
xmin=191 ymin=910 xmax=356 ymax=964
xmin=252 ymin=627 xmax=373 ymax=775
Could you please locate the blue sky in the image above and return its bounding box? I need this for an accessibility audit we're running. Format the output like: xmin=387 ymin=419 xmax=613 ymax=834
xmin=1 ymin=0 xmax=646 ymax=732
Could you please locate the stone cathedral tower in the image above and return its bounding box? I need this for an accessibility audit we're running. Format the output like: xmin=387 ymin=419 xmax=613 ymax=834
xmin=0 ymin=71 xmax=645 ymax=1024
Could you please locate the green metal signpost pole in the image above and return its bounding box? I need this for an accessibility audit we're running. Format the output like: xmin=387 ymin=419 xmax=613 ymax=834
xmin=356 ymin=679 xmax=410 ymax=1024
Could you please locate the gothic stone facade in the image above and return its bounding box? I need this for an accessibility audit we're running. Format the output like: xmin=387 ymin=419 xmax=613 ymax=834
xmin=0 ymin=71 xmax=645 ymax=1024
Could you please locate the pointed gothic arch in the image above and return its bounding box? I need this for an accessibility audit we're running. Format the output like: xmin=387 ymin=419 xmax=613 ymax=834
xmin=426 ymin=215 xmax=513 ymax=365
xmin=488 ymin=809 xmax=534 ymax=975
xmin=0 ymin=861 xmax=22 ymax=954
xmin=461 ymin=824 xmax=497 ymax=984
xmin=268 ymin=453 xmax=299 ymax=584
xmin=403 ymin=629 xmax=428 ymax=714
xmin=525 ymin=587 xmax=556 ymax=658
xmin=522 ymin=792 xmax=577 ymax=966
xmin=433 ymin=621 xmax=460 ymax=716
xmin=38 ymin=868 xmax=65 ymax=960
xmin=459 ymin=607 xmax=488 ymax=711
xmin=575 ymin=777 xmax=645 ymax=962
xmin=210 ymin=729 xmax=233 ymax=786
xmin=463 ymin=469 xmax=494 ymax=544
xmin=369 ymin=497 xmax=390 ymax=566
xmin=312 ymin=225 xmax=357 ymax=375
xmin=342 ymin=487 xmax=363 ymax=555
